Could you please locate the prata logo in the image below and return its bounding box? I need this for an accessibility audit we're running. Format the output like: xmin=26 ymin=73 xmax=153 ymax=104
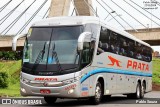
xmin=34 ymin=78 xmax=57 ymax=81
xmin=108 ymin=56 xmax=122 ymax=67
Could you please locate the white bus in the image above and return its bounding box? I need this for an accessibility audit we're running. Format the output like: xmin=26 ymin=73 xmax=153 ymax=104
xmin=13 ymin=16 xmax=152 ymax=105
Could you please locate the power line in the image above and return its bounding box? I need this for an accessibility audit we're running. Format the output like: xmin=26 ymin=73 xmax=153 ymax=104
xmin=71 ymin=8 xmax=75 ymax=16
xmin=123 ymin=0 xmax=160 ymax=26
xmin=101 ymin=0 xmax=138 ymax=31
xmin=1 ymin=0 xmax=36 ymax=35
xmin=0 ymin=0 xmax=25 ymax=25
xmin=96 ymin=0 xmax=126 ymax=30
xmin=129 ymin=0 xmax=160 ymax=22
xmin=71 ymin=0 xmax=79 ymax=16
xmin=107 ymin=14 xmax=121 ymax=21
xmin=0 ymin=0 xmax=12 ymax=12
xmin=43 ymin=7 xmax=50 ymax=19
xmin=110 ymin=0 xmax=147 ymax=28
xmin=16 ymin=0 xmax=48 ymax=35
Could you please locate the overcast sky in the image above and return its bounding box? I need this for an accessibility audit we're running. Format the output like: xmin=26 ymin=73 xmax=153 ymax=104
xmin=0 ymin=0 xmax=160 ymax=51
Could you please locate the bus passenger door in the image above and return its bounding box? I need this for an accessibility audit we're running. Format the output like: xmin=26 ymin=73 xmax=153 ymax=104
xmin=80 ymin=42 xmax=93 ymax=97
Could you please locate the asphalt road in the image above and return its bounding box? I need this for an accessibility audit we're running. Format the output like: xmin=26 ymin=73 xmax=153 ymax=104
xmin=0 ymin=91 xmax=160 ymax=107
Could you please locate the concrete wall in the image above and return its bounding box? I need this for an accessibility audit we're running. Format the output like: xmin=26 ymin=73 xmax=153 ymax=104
xmin=48 ymin=0 xmax=93 ymax=17
xmin=48 ymin=0 xmax=70 ymax=17
xmin=74 ymin=0 xmax=93 ymax=16
xmin=127 ymin=28 xmax=160 ymax=40
xmin=126 ymin=28 xmax=160 ymax=46
xmin=0 ymin=37 xmax=25 ymax=51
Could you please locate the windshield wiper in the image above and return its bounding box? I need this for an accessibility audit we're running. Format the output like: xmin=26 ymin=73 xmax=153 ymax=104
xmin=34 ymin=42 xmax=46 ymax=64
xmin=31 ymin=42 xmax=46 ymax=72
xmin=51 ymin=42 xmax=62 ymax=72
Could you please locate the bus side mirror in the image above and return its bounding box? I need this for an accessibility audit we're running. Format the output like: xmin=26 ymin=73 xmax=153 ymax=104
xmin=77 ymin=32 xmax=92 ymax=51
xmin=12 ymin=34 xmax=27 ymax=51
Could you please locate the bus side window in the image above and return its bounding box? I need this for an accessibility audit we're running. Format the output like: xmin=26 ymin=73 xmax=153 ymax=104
xmin=135 ymin=43 xmax=142 ymax=60
xmin=128 ymin=40 xmax=135 ymax=58
xmin=119 ymin=37 xmax=128 ymax=56
xmin=97 ymin=27 xmax=110 ymax=55
xmin=145 ymin=47 xmax=152 ymax=62
xmin=110 ymin=32 xmax=119 ymax=54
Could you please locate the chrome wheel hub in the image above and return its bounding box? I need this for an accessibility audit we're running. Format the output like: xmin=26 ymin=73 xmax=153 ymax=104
xmin=95 ymin=86 xmax=101 ymax=100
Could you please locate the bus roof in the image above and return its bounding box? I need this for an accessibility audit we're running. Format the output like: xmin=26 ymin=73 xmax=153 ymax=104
xmin=32 ymin=16 xmax=151 ymax=48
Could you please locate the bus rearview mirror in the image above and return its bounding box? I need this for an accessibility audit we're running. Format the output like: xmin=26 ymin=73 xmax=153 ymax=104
xmin=77 ymin=32 xmax=92 ymax=51
xmin=12 ymin=34 xmax=27 ymax=51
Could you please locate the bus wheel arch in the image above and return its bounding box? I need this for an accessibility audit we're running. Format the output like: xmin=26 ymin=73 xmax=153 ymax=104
xmin=98 ymin=77 xmax=104 ymax=96
xmin=142 ymin=80 xmax=146 ymax=92
xmin=89 ymin=76 xmax=104 ymax=105
xmin=95 ymin=76 xmax=105 ymax=96
xmin=140 ymin=80 xmax=146 ymax=98
xmin=135 ymin=79 xmax=141 ymax=99
xmin=137 ymin=79 xmax=141 ymax=86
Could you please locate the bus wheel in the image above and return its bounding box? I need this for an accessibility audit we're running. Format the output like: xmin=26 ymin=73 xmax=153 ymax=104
xmin=44 ymin=96 xmax=57 ymax=105
xmin=134 ymin=83 xmax=141 ymax=99
xmin=89 ymin=81 xmax=102 ymax=105
xmin=140 ymin=83 xmax=145 ymax=98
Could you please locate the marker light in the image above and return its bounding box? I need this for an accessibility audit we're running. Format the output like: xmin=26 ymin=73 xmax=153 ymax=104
xmin=68 ymin=89 xmax=74 ymax=94
xmin=21 ymin=88 xmax=26 ymax=93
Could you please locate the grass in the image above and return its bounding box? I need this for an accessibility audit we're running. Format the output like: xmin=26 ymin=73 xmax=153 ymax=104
xmin=0 ymin=82 xmax=20 ymax=97
xmin=0 ymin=60 xmax=21 ymax=97
xmin=152 ymin=57 xmax=160 ymax=85
xmin=0 ymin=58 xmax=160 ymax=97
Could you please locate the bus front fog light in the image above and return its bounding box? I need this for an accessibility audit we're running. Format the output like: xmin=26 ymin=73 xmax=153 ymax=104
xmin=21 ymin=88 xmax=26 ymax=93
xmin=68 ymin=89 xmax=74 ymax=94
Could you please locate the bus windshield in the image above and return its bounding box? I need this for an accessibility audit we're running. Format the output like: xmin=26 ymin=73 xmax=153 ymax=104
xmin=23 ymin=26 xmax=83 ymax=75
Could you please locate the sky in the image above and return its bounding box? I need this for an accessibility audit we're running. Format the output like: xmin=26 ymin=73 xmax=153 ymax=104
xmin=0 ymin=0 xmax=160 ymax=52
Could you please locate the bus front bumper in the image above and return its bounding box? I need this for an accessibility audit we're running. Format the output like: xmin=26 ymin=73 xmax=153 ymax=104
xmin=20 ymin=80 xmax=80 ymax=98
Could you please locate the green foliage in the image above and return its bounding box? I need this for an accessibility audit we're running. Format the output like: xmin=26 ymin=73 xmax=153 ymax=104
xmin=0 ymin=52 xmax=3 ymax=57
xmin=0 ymin=51 xmax=22 ymax=60
xmin=152 ymin=58 xmax=160 ymax=84
xmin=0 ymin=72 xmax=8 ymax=88
xmin=0 ymin=60 xmax=21 ymax=96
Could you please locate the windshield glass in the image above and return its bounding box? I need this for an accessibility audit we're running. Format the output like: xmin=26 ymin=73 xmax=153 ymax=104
xmin=23 ymin=26 xmax=83 ymax=75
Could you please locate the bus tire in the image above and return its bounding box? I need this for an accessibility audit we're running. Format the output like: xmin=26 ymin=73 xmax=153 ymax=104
xmin=44 ymin=96 xmax=57 ymax=105
xmin=89 ymin=81 xmax=102 ymax=105
xmin=134 ymin=83 xmax=141 ymax=99
xmin=140 ymin=83 xmax=145 ymax=98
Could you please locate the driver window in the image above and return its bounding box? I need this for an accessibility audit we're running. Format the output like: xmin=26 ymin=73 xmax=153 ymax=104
xmin=81 ymin=42 xmax=92 ymax=68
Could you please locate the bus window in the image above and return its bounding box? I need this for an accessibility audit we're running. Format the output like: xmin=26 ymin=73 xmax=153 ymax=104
xmin=119 ymin=37 xmax=128 ymax=56
xmin=97 ymin=27 xmax=110 ymax=55
xmin=110 ymin=32 xmax=120 ymax=54
xmin=146 ymin=47 xmax=152 ymax=62
xmin=141 ymin=45 xmax=146 ymax=61
xmin=135 ymin=43 xmax=143 ymax=60
xmin=128 ymin=40 xmax=135 ymax=58
xmin=81 ymin=42 xmax=92 ymax=68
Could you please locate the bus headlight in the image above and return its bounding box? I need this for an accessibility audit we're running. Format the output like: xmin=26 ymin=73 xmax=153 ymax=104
xmin=62 ymin=77 xmax=80 ymax=85
xmin=21 ymin=88 xmax=26 ymax=93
